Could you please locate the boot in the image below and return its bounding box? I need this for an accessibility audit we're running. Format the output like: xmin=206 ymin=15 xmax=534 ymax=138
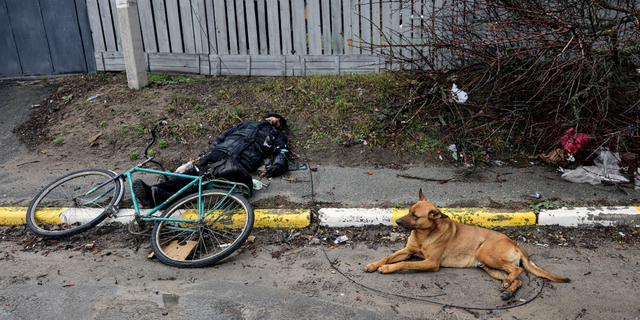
xmin=152 ymin=186 xmax=172 ymax=207
xmin=132 ymin=179 xmax=153 ymax=208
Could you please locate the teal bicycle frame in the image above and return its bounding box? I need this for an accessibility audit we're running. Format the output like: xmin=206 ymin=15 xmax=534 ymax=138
xmin=85 ymin=161 xmax=250 ymax=228
xmin=80 ymin=117 xmax=251 ymax=227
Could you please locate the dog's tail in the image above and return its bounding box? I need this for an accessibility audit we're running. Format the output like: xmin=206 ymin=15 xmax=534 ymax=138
xmin=518 ymin=247 xmax=571 ymax=283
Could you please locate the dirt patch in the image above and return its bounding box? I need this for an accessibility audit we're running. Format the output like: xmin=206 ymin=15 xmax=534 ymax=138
xmin=5 ymin=221 xmax=638 ymax=258
xmin=11 ymin=74 xmax=455 ymax=173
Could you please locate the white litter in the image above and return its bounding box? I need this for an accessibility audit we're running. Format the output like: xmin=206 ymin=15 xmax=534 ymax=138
xmin=561 ymin=149 xmax=629 ymax=185
xmin=451 ymin=84 xmax=468 ymax=103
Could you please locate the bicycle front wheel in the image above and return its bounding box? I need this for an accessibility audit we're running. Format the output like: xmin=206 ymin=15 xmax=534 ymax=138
xmin=150 ymin=189 xmax=254 ymax=268
xmin=26 ymin=169 xmax=122 ymax=238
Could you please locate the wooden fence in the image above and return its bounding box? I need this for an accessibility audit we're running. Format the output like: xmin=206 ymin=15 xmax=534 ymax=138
xmin=87 ymin=0 xmax=443 ymax=76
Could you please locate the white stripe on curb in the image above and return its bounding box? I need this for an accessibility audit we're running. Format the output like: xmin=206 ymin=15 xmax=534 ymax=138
xmin=100 ymin=209 xmax=152 ymax=226
xmin=319 ymin=208 xmax=394 ymax=227
xmin=539 ymin=206 xmax=640 ymax=227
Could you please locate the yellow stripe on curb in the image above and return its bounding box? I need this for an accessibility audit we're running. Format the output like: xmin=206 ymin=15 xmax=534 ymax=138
xmin=0 ymin=207 xmax=311 ymax=229
xmin=392 ymin=208 xmax=536 ymax=228
xmin=0 ymin=207 xmax=28 ymax=225
xmin=254 ymin=209 xmax=310 ymax=228
xmin=0 ymin=207 xmax=67 ymax=225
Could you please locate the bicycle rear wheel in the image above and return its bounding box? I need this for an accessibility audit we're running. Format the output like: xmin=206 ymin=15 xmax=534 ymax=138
xmin=150 ymin=189 xmax=254 ymax=268
xmin=26 ymin=169 xmax=122 ymax=238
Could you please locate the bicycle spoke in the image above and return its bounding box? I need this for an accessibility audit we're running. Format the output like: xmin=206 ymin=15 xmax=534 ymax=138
xmin=151 ymin=189 xmax=253 ymax=268
xmin=27 ymin=169 xmax=121 ymax=238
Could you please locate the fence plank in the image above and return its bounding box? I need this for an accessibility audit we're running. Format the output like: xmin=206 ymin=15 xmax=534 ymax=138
xmin=166 ymin=0 xmax=183 ymax=52
xmin=291 ymin=0 xmax=306 ymax=55
xmin=137 ymin=0 xmax=157 ymax=52
xmin=205 ymin=0 xmax=218 ymax=56
xmin=226 ymin=0 xmax=239 ymax=54
xmin=266 ymin=0 xmax=280 ymax=55
xmin=97 ymin=0 xmax=116 ymax=52
xmin=179 ymin=0 xmax=196 ymax=53
xmin=86 ymin=0 xmax=105 ymax=53
xmin=343 ymin=0 xmax=352 ymax=54
xmin=401 ymin=2 xmax=411 ymax=61
xmin=432 ymin=0 xmax=443 ymax=68
xmin=371 ymin=0 xmax=380 ymax=52
xmin=213 ymin=0 xmax=229 ymax=54
xmin=307 ymin=0 xmax=322 ymax=55
xmin=331 ymin=0 xmax=342 ymax=54
xmin=390 ymin=0 xmax=400 ymax=65
xmin=280 ymin=0 xmax=292 ymax=55
xmin=321 ymin=0 xmax=331 ymax=54
xmin=235 ymin=0 xmax=247 ymax=54
xmin=351 ymin=0 xmax=360 ymax=54
xmin=102 ymin=51 xmax=125 ymax=70
xmin=151 ymin=0 xmax=170 ymax=52
xmin=192 ymin=0 xmax=208 ymax=54
xmin=148 ymin=53 xmax=199 ymax=73
xmin=245 ymin=0 xmax=259 ymax=54
xmin=413 ymin=0 xmax=422 ymax=47
xmin=360 ymin=0 xmax=370 ymax=53
xmin=109 ymin=0 xmax=122 ymax=50
xmin=381 ymin=0 xmax=390 ymax=49
xmin=256 ymin=0 xmax=268 ymax=54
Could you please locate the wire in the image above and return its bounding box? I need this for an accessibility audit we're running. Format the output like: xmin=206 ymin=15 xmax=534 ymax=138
xmin=319 ymin=241 xmax=545 ymax=311
xmin=184 ymin=1 xmax=544 ymax=310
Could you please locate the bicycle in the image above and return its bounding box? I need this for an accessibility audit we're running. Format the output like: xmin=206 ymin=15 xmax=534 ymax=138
xmin=25 ymin=118 xmax=254 ymax=268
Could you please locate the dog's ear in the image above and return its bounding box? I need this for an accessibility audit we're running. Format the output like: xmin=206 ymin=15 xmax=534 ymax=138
xmin=418 ymin=189 xmax=427 ymax=202
xmin=428 ymin=208 xmax=445 ymax=219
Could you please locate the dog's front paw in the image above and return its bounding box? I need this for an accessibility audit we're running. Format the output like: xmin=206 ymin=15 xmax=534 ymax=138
xmin=364 ymin=263 xmax=379 ymax=272
xmin=500 ymin=291 xmax=513 ymax=301
xmin=378 ymin=264 xmax=394 ymax=274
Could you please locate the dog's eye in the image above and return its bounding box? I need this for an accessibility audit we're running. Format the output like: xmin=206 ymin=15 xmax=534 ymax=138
xmin=412 ymin=213 xmax=417 ymax=218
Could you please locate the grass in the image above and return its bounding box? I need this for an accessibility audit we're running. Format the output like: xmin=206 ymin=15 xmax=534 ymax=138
xmin=529 ymin=200 xmax=560 ymax=214
xmin=148 ymin=73 xmax=191 ymax=86
xmin=93 ymin=72 xmax=455 ymax=160
xmin=55 ymin=71 xmax=566 ymax=167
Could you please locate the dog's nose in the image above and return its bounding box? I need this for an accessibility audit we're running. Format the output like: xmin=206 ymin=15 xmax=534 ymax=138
xmin=395 ymin=218 xmax=405 ymax=228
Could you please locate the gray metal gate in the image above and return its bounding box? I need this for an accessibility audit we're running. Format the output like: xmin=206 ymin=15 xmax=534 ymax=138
xmin=0 ymin=0 xmax=96 ymax=78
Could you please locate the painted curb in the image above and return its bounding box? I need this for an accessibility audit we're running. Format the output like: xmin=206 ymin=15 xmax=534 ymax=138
xmin=0 ymin=207 xmax=311 ymax=228
xmin=538 ymin=206 xmax=640 ymax=227
xmin=3 ymin=206 xmax=640 ymax=228
xmin=319 ymin=208 xmax=536 ymax=228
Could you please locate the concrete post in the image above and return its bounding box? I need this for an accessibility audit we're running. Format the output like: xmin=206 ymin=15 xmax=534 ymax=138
xmin=116 ymin=0 xmax=148 ymax=89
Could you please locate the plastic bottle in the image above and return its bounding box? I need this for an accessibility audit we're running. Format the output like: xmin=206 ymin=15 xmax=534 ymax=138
xmin=174 ymin=161 xmax=194 ymax=174
xmin=252 ymin=179 xmax=263 ymax=190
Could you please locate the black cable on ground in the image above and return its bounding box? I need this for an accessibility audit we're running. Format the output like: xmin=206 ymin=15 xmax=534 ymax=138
xmin=289 ymin=121 xmax=544 ymax=311
xmin=285 ymin=65 xmax=545 ymax=312
xmin=183 ymin=10 xmax=547 ymax=309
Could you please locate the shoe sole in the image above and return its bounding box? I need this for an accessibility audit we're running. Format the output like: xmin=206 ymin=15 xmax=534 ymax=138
xmin=133 ymin=181 xmax=152 ymax=208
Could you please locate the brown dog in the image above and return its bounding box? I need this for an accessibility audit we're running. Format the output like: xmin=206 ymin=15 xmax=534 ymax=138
xmin=365 ymin=189 xmax=570 ymax=300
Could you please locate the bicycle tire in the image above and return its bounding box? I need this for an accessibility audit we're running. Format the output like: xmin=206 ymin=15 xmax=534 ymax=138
xmin=26 ymin=169 xmax=122 ymax=239
xmin=150 ymin=189 xmax=254 ymax=268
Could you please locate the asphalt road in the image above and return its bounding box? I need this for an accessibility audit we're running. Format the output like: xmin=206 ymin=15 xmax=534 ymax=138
xmin=2 ymin=79 xmax=640 ymax=320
